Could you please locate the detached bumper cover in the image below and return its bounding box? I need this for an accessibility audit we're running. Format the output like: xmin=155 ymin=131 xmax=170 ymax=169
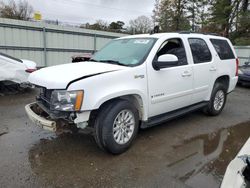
xmin=25 ymin=102 xmax=57 ymax=132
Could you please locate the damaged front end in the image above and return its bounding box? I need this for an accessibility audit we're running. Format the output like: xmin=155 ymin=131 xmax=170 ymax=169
xmin=25 ymin=102 xmax=57 ymax=132
xmin=25 ymin=87 xmax=88 ymax=133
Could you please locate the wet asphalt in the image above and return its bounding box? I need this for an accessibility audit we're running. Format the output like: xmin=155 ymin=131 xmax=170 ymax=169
xmin=0 ymin=86 xmax=250 ymax=188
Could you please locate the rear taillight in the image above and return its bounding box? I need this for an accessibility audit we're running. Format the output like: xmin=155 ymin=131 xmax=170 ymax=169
xmin=236 ymin=58 xmax=239 ymax=76
xmin=25 ymin=68 xmax=37 ymax=73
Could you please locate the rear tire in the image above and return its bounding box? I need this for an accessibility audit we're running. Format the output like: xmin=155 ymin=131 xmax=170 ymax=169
xmin=94 ymin=100 xmax=139 ymax=154
xmin=204 ymin=82 xmax=227 ymax=116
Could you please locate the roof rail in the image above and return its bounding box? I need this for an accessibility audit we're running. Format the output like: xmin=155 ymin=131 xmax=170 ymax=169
xmin=150 ymin=26 xmax=160 ymax=35
xmin=178 ymin=31 xmax=220 ymax=36
xmin=179 ymin=31 xmax=195 ymax=34
xmin=205 ymin=32 xmax=220 ymax=36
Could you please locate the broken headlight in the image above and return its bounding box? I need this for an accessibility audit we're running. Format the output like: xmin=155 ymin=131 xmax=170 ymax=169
xmin=50 ymin=90 xmax=84 ymax=111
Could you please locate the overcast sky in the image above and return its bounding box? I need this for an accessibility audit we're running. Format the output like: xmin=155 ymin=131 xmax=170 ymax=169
xmin=23 ymin=0 xmax=154 ymax=25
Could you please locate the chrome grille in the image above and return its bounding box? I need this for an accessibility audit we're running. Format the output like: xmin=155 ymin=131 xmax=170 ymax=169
xmin=38 ymin=87 xmax=53 ymax=109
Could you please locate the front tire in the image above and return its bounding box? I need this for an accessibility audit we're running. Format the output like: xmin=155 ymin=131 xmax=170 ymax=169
xmin=94 ymin=100 xmax=139 ymax=154
xmin=204 ymin=83 xmax=227 ymax=116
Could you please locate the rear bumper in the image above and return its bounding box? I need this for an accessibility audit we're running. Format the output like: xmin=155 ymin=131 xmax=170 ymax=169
xmin=25 ymin=102 xmax=57 ymax=132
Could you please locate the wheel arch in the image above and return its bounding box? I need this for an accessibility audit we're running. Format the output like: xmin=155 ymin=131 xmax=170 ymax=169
xmin=214 ymin=75 xmax=230 ymax=92
xmin=90 ymin=93 xmax=147 ymax=124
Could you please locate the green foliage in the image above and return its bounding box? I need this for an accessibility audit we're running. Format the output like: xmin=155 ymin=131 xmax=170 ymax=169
xmin=234 ymin=37 xmax=250 ymax=45
xmin=233 ymin=10 xmax=250 ymax=45
xmin=157 ymin=0 xmax=191 ymax=32
xmin=209 ymin=0 xmax=232 ymax=36
xmin=108 ymin=21 xmax=125 ymax=31
xmin=238 ymin=11 xmax=250 ymax=32
xmin=84 ymin=20 xmax=125 ymax=33
xmin=85 ymin=20 xmax=108 ymax=31
xmin=153 ymin=0 xmax=250 ymax=44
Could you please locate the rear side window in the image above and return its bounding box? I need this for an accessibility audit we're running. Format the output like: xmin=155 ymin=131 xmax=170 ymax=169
xmin=210 ymin=39 xmax=235 ymax=60
xmin=188 ymin=38 xmax=212 ymax=64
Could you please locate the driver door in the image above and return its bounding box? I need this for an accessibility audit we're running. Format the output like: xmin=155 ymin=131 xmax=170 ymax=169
xmin=147 ymin=38 xmax=194 ymax=117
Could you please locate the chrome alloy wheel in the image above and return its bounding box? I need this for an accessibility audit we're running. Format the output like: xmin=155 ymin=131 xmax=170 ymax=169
xmin=113 ymin=109 xmax=135 ymax=145
xmin=213 ymin=90 xmax=225 ymax=111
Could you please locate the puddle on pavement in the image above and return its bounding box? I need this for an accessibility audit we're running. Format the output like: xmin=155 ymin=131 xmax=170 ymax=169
xmin=28 ymin=121 xmax=250 ymax=188
xmin=167 ymin=121 xmax=250 ymax=188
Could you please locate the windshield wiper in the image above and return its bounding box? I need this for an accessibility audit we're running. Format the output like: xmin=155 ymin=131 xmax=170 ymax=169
xmin=89 ymin=58 xmax=98 ymax=62
xmin=99 ymin=60 xmax=127 ymax=66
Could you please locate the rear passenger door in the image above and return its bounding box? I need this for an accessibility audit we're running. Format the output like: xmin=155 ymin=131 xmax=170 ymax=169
xmin=188 ymin=38 xmax=217 ymax=103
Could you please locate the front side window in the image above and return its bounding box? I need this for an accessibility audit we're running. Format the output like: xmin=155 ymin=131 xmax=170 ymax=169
xmin=210 ymin=39 xmax=235 ymax=60
xmin=156 ymin=38 xmax=188 ymax=66
xmin=91 ymin=38 xmax=156 ymax=66
xmin=188 ymin=38 xmax=212 ymax=64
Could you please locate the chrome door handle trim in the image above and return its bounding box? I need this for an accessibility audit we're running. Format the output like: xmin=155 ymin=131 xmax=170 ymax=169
xmin=182 ymin=71 xmax=192 ymax=77
xmin=209 ymin=67 xmax=217 ymax=71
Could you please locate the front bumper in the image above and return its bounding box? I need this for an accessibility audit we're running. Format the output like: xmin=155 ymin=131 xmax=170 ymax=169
xmin=25 ymin=102 xmax=91 ymax=131
xmin=25 ymin=102 xmax=57 ymax=132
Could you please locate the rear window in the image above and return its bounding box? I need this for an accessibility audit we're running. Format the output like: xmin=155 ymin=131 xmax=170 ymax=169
xmin=210 ymin=39 xmax=235 ymax=60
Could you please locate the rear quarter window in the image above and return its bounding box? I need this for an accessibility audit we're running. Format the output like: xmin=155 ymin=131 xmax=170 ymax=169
xmin=210 ymin=39 xmax=235 ymax=60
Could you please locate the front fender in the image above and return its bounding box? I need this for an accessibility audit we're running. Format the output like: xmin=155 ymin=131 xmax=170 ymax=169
xmin=67 ymin=65 xmax=149 ymax=120
xmin=93 ymin=90 xmax=148 ymax=121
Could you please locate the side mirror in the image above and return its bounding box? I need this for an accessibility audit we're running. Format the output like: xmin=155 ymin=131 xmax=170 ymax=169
xmin=153 ymin=54 xmax=179 ymax=70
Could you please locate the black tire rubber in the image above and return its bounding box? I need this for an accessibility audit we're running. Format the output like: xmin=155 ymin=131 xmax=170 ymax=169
xmin=93 ymin=100 xmax=139 ymax=154
xmin=203 ymin=82 xmax=227 ymax=116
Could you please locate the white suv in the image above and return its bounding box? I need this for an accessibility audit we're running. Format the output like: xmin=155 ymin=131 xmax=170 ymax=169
xmin=25 ymin=33 xmax=238 ymax=154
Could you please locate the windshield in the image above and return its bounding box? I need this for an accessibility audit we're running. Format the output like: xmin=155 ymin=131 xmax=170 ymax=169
xmin=91 ymin=38 xmax=156 ymax=66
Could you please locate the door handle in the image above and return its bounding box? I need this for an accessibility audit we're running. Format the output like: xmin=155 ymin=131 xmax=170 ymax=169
xmin=209 ymin=67 xmax=217 ymax=71
xmin=182 ymin=71 xmax=192 ymax=77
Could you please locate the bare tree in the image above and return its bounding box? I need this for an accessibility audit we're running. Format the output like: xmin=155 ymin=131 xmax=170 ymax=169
xmin=129 ymin=16 xmax=153 ymax=34
xmin=152 ymin=0 xmax=161 ymax=27
xmin=0 ymin=0 xmax=33 ymax=20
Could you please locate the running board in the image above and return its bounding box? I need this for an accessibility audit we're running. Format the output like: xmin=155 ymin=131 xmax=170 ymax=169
xmin=141 ymin=102 xmax=208 ymax=129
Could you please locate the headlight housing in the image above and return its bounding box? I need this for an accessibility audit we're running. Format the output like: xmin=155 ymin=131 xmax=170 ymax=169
xmin=50 ymin=90 xmax=84 ymax=111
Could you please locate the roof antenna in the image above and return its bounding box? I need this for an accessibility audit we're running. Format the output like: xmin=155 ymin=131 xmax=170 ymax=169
xmin=150 ymin=25 xmax=159 ymax=35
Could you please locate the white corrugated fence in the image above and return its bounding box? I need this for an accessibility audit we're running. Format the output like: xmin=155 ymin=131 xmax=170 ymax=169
xmin=0 ymin=18 xmax=127 ymax=67
xmin=234 ymin=46 xmax=250 ymax=66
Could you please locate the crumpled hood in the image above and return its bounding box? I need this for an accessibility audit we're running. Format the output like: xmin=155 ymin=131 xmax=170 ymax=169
xmin=29 ymin=62 xmax=128 ymax=89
